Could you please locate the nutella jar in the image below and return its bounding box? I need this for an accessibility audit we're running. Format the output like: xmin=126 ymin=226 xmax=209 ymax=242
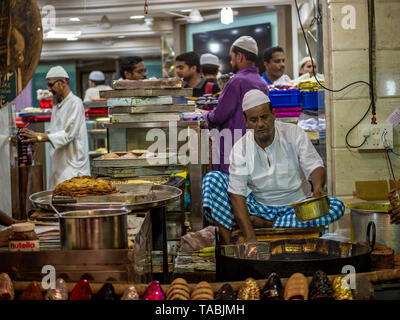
xmin=9 ymin=222 xmax=40 ymax=252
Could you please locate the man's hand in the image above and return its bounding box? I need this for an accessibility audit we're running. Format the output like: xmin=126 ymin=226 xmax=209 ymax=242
xmin=195 ymin=108 xmax=207 ymax=117
xmin=390 ymin=205 xmax=400 ymax=224
xmin=313 ymin=185 xmax=326 ymax=198
xmin=19 ymin=128 xmax=40 ymax=144
xmin=389 ymin=188 xmax=399 ymax=206
xmin=388 ymin=188 xmax=400 ymax=224
xmin=0 ymin=228 xmax=12 ymax=247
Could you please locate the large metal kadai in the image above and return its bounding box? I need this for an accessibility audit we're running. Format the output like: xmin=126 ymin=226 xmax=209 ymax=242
xmin=216 ymin=222 xmax=376 ymax=281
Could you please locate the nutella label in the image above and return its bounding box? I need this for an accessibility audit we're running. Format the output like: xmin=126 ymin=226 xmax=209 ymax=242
xmin=9 ymin=240 xmax=40 ymax=251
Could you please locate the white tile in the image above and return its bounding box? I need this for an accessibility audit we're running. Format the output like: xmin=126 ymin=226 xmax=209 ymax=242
xmin=332 ymin=148 xmax=399 ymax=196
xmin=375 ymin=1 xmax=400 ymax=49
xmin=376 ymin=50 xmax=400 ymax=98
xmin=330 ymin=2 xmax=369 ymax=51
xmin=331 ymin=50 xmax=370 ymax=100
xmin=331 ymin=99 xmax=371 ymax=148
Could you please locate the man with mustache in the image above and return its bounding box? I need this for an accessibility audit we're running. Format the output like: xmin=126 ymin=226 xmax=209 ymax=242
xmin=203 ymin=89 xmax=345 ymax=244
xmin=19 ymin=66 xmax=90 ymax=189
xmin=199 ymin=36 xmax=269 ymax=174
xmin=262 ymin=46 xmax=291 ymax=85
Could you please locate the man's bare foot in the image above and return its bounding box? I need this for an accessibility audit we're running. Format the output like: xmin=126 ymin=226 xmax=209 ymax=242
xmin=250 ymin=216 xmax=273 ymax=228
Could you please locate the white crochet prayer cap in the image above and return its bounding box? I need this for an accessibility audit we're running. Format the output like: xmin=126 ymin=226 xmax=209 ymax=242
xmin=46 ymin=66 xmax=69 ymax=79
xmin=299 ymin=56 xmax=315 ymax=68
xmin=232 ymin=36 xmax=258 ymax=55
xmin=200 ymin=53 xmax=219 ymax=66
xmin=89 ymin=71 xmax=105 ymax=81
xmin=242 ymin=89 xmax=270 ymax=112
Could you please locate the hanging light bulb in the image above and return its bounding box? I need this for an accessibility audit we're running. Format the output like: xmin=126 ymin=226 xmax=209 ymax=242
xmin=220 ymin=7 xmax=233 ymax=25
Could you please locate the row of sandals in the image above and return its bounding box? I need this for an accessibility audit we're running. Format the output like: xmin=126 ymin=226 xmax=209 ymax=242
xmin=0 ymin=270 xmax=374 ymax=300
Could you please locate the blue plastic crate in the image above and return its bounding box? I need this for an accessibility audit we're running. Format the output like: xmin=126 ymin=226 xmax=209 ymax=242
xmin=302 ymin=91 xmax=319 ymax=110
xmin=269 ymin=89 xmax=301 ymax=107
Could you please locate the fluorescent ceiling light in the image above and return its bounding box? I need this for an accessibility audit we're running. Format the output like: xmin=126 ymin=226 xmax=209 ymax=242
xmin=221 ymin=7 xmax=233 ymax=25
xmin=46 ymin=30 xmax=82 ymax=39
xmin=67 ymin=37 xmax=78 ymax=41
xmin=117 ymin=35 xmax=126 ymax=38
xmin=180 ymin=9 xmax=192 ymax=12
xmin=69 ymin=17 xmax=80 ymax=22
xmin=130 ymin=15 xmax=145 ymax=19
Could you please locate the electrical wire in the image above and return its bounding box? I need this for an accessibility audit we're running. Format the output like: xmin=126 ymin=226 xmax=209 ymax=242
xmin=387 ymin=150 xmax=396 ymax=180
xmin=385 ymin=151 xmax=393 ymax=179
xmin=294 ymin=0 xmax=377 ymax=148
xmin=344 ymin=102 xmax=372 ymax=148
xmin=294 ymin=0 xmax=373 ymax=95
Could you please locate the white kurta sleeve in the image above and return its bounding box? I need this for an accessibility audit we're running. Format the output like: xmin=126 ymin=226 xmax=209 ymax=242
xmin=296 ymin=126 xmax=324 ymax=179
xmin=228 ymin=137 xmax=250 ymax=197
xmin=83 ymin=89 xmax=92 ymax=102
xmin=47 ymin=100 xmax=85 ymax=150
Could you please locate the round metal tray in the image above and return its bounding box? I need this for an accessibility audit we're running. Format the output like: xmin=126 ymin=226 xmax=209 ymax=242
xmin=29 ymin=184 xmax=182 ymax=215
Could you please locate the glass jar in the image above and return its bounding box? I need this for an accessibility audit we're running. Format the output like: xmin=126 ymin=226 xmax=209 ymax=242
xmin=9 ymin=222 xmax=40 ymax=251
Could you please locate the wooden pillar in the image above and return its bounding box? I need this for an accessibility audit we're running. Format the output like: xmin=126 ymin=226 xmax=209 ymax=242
xmin=277 ymin=5 xmax=294 ymax=80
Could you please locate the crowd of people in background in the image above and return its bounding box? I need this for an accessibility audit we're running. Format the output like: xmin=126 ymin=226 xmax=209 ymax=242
xmin=83 ymin=39 xmax=319 ymax=102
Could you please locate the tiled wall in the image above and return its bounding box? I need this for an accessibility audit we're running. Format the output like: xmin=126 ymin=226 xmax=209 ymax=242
xmin=323 ymin=0 xmax=400 ymax=198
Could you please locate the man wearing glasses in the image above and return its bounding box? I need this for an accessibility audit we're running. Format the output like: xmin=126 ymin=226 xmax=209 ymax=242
xmin=119 ymin=56 xmax=147 ymax=80
xmin=19 ymin=66 xmax=90 ymax=189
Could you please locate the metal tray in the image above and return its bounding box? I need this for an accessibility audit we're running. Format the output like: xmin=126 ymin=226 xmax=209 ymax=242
xmin=29 ymin=184 xmax=182 ymax=214
xmin=91 ymin=165 xmax=184 ymax=178
xmin=92 ymin=152 xmax=176 ymax=168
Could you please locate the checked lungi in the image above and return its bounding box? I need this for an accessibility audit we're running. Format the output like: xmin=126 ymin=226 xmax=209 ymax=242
xmin=202 ymin=171 xmax=345 ymax=230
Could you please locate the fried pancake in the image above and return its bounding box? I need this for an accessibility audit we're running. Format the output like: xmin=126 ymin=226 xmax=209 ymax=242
xmin=53 ymin=176 xmax=119 ymax=198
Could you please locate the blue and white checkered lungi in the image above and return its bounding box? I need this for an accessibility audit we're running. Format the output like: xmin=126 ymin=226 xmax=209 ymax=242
xmin=202 ymin=171 xmax=345 ymax=230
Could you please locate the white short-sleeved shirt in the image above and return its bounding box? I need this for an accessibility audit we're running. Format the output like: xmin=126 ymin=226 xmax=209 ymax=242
xmin=83 ymin=85 xmax=112 ymax=102
xmin=228 ymin=121 xmax=324 ymax=206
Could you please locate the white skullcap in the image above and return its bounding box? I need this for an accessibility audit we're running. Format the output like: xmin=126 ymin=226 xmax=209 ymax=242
xmin=232 ymin=36 xmax=258 ymax=55
xmin=299 ymin=56 xmax=315 ymax=68
xmin=242 ymin=89 xmax=270 ymax=112
xmin=46 ymin=66 xmax=69 ymax=79
xmin=89 ymin=71 xmax=105 ymax=81
xmin=200 ymin=53 xmax=219 ymax=66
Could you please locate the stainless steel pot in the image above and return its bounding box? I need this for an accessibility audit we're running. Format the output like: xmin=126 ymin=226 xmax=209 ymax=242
xmin=348 ymin=202 xmax=400 ymax=254
xmin=59 ymin=208 xmax=128 ymax=250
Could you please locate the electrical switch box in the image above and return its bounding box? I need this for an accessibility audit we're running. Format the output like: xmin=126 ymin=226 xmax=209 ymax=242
xmin=357 ymin=124 xmax=393 ymax=150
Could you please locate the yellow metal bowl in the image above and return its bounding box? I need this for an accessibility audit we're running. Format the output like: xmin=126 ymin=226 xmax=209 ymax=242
xmin=289 ymin=195 xmax=330 ymax=222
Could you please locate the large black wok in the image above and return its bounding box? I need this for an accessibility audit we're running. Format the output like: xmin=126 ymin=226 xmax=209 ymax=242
xmin=216 ymin=222 xmax=376 ymax=281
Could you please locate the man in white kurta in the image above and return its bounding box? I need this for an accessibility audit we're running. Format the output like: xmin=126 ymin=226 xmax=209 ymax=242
xmin=202 ymin=89 xmax=345 ymax=244
xmin=20 ymin=66 xmax=90 ymax=189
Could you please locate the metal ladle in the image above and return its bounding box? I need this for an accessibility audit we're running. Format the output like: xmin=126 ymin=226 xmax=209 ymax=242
xmin=49 ymin=202 xmax=63 ymax=218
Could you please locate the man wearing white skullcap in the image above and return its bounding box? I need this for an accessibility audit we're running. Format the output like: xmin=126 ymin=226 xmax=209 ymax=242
xmin=200 ymin=53 xmax=221 ymax=85
xmin=203 ymin=89 xmax=345 ymax=244
xmin=200 ymin=36 xmax=269 ymax=175
xmin=84 ymin=70 xmax=112 ymax=102
xmin=20 ymin=65 xmax=90 ymax=189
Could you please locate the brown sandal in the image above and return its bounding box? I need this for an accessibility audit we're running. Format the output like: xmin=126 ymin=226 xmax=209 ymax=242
xmin=284 ymin=273 xmax=308 ymax=300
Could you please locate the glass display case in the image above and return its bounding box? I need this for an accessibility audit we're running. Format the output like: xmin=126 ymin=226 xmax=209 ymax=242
xmin=86 ymin=119 xmax=108 ymax=166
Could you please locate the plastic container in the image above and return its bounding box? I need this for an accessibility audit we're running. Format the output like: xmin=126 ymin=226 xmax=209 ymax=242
xmin=39 ymin=98 xmax=53 ymax=109
xmin=269 ymin=89 xmax=301 ymax=107
xmin=301 ymin=91 xmax=319 ymax=110
xmin=181 ymin=112 xmax=202 ymax=121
